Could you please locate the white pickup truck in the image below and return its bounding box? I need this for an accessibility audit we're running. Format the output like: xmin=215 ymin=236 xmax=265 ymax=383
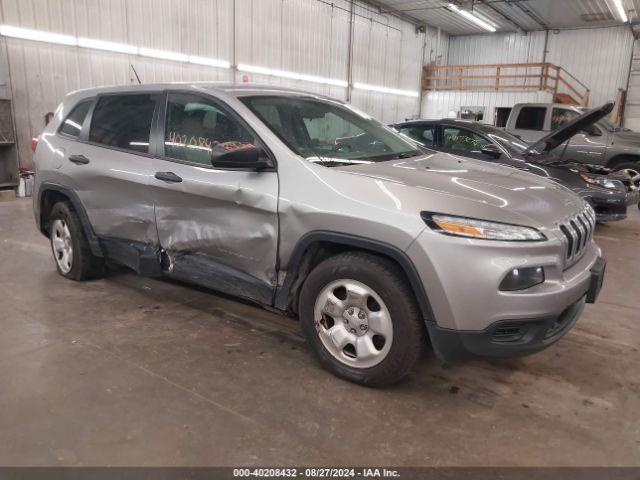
xmin=505 ymin=102 xmax=640 ymax=176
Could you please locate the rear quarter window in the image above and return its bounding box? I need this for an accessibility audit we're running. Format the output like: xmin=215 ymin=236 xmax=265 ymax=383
xmin=89 ymin=94 xmax=156 ymax=153
xmin=58 ymin=100 xmax=93 ymax=138
xmin=515 ymin=107 xmax=546 ymax=130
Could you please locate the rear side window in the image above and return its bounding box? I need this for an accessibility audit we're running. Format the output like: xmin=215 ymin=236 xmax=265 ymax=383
xmin=515 ymin=107 xmax=546 ymax=130
xmin=399 ymin=125 xmax=434 ymax=146
xmin=59 ymin=100 xmax=92 ymax=138
xmin=442 ymin=127 xmax=490 ymax=153
xmin=89 ymin=95 xmax=156 ymax=153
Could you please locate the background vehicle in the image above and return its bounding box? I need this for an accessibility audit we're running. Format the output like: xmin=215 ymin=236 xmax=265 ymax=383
xmin=393 ymin=105 xmax=639 ymax=222
xmin=34 ymin=84 xmax=605 ymax=387
xmin=505 ymin=103 xmax=640 ymax=177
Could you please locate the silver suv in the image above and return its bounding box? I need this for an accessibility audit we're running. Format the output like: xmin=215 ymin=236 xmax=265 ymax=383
xmin=33 ymin=84 xmax=606 ymax=386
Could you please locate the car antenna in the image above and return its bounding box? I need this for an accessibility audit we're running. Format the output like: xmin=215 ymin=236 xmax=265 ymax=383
xmin=130 ymin=64 xmax=142 ymax=84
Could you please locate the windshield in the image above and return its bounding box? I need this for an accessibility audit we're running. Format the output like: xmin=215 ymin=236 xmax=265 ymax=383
xmin=240 ymin=96 xmax=422 ymax=166
xmin=483 ymin=127 xmax=530 ymax=155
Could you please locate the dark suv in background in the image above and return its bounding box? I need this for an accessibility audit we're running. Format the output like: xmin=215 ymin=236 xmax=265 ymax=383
xmin=392 ymin=104 xmax=639 ymax=222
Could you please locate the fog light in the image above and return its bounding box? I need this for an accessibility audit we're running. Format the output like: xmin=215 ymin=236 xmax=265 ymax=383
xmin=499 ymin=267 xmax=544 ymax=291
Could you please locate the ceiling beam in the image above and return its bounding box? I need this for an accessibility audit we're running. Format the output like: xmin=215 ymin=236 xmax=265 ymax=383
xmin=362 ymin=0 xmax=428 ymax=28
xmin=506 ymin=0 xmax=548 ymax=30
xmin=479 ymin=0 xmax=528 ymax=33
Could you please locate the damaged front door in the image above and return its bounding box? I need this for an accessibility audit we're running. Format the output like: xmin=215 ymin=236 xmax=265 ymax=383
xmin=150 ymin=92 xmax=279 ymax=305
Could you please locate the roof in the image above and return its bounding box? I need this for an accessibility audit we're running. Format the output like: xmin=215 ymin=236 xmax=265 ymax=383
xmin=67 ymin=82 xmax=335 ymax=100
xmin=394 ymin=118 xmax=505 ymax=133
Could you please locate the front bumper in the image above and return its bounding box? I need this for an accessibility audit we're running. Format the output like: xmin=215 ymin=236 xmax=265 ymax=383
xmin=425 ymin=256 xmax=606 ymax=362
xmin=406 ymin=227 xmax=603 ymax=363
xmin=425 ymin=296 xmax=585 ymax=361
xmin=584 ymin=188 xmax=638 ymax=221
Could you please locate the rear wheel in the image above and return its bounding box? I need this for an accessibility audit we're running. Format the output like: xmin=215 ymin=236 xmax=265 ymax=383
xmin=299 ymin=251 xmax=424 ymax=387
xmin=49 ymin=201 xmax=104 ymax=280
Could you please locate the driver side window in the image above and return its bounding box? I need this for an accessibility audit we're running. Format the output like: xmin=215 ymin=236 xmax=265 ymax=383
xmin=442 ymin=127 xmax=490 ymax=153
xmin=164 ymin=93 xmax=255 ymax=165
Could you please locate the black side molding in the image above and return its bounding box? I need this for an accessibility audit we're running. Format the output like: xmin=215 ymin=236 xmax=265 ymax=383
xmin=274 ymin=231 xmax=435 ymax=322
xmin=36 ymin=182 xmax=103 ymax=257
xmin=99 ymin=237 xmax=162 ymax=277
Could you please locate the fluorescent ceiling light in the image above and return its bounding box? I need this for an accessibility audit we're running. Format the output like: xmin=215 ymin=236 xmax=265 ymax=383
xmin=188 ymin=55 xmax=231 ymax=69
xmin=139 ymin=47 xmax=189 ymax=63
xmin=0 ymin=24 xmax=231 ymax=71
xmin=0 ymin=25 xmax=77 ymax=45
xmin=447 ymin=4 xmax=497 ymax=32
xmin=238 ymin=63 xmax=348 ymax=87
xmin=353 ymin=82 xmax=419 ymax=98
xmin=610 ymin=0 xmax=628 ymax=22
xmin=78 ymin=37 xmax=138 ymax=55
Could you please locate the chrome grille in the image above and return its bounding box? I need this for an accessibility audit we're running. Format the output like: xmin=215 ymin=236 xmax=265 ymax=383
xmin=559 ymin=204 xmax=595 ymax=265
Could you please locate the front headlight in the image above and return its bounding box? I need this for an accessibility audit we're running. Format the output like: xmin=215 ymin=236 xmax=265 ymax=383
xmin=422 ymin=213 xmax=546 ymax=241
xmin=579 ymin=172 xmax=625 ymax=191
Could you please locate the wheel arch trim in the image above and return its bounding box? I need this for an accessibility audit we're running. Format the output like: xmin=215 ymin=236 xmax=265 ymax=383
xmin=37 ymin=182 xmax=103 ymax=257
xmin=606 ymin=154 xmax=640 ymax=168
xmin=274 ymin=231 xmax=435 ymax=323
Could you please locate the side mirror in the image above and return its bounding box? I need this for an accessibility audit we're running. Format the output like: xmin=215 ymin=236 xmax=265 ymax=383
xmin=210 ymin=144 xmax=271 ymax=170
xmin=481 ymin=143 xmax=501 ymax=159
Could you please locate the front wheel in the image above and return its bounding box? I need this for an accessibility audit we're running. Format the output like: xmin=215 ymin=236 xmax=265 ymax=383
xmin=612 ymin=161 xmax=640 ymax=183
xmin=299 ymin=252 xmax=424 ymax=387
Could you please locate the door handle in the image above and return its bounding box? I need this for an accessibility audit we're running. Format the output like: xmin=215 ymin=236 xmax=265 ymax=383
xmin=154 ymin=171 xmax=183 ymax=183
xmin=68 ymin=154 xmax=90 ymax=165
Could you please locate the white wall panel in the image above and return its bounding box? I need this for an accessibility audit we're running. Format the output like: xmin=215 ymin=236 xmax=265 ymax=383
xmin=1 ymin=0 xmax=427 ymax=168
xmin=623 ymin=39 xmax=640 ymax=130
xmin=446 ymin=27 xmax=632 ymax=108
xmin=449 ymin=31 xmax=546 ymax=66
xmin=545 ymin=26 xmax=633 ymax=107
xmin=429 ymin=26 xmax=634 ymax=124
xmin=349 ymin=2 xmax=424 ymax=121
xmin=421 ymin=90 xmax=553 ymax=125
xmin=423 ymin=26 xmax=449 ymax=67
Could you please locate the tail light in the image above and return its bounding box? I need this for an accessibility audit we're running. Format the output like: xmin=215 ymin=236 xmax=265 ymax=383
xmin=31 ymin=135 xmax=40 ymax=152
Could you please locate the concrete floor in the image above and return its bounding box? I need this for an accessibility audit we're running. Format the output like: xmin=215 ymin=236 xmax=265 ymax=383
xmin=0 ymin=196 xmax=638 ymax=467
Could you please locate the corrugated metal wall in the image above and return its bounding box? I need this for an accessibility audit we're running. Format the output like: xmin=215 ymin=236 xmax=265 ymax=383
xmin=624 ymin=39 xmax=640 ymax=130
xmin=0 ymin=0 xmax=426 ymax=169
xmin=448 ymin=31 xmax=545 ymax=65
xmin=545 ymin=27 xmax=634 ymax=107
xmin=444 ymin=26 xmax=634 ymax=114
xmin=421 ymin=90 xmax=553 ymax=124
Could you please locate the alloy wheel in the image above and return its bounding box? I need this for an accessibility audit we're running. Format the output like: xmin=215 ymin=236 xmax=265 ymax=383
xmin=313 ymin=279 xmax=393 ymax=368
xmin=51 ymin=219 xmax=73 ymax=274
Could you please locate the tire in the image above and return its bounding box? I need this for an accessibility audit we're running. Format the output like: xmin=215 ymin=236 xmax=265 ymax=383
xmin=48 ymin=201 xmax=104 ymax=280
xmin=611 ymin=161 xmax=640 ymax=179
xmin=298 ymin=251 xmax=424 ymax=387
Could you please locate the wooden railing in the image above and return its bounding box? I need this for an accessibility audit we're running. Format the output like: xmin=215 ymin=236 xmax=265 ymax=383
xmin=422 ymin=62 xmax=590 ymax=106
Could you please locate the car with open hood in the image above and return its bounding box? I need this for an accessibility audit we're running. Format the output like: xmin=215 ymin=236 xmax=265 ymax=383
xmin=392 ymin=103 xmax=639 ymax=222
xmin=506 ymin=102 xmax=640 ymax=182
xmin=33 ymin=84 xmax=605 ymax=386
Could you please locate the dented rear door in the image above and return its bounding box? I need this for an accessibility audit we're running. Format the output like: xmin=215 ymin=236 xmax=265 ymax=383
xmin=149 ymin=91 xmax=279 ymax=304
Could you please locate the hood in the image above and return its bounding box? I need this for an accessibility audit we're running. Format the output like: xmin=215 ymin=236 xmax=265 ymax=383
xmin=525 ymin=102 xmax=614 ymax=154
xmin=337 ymin=152 xmax=584 ymax=227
